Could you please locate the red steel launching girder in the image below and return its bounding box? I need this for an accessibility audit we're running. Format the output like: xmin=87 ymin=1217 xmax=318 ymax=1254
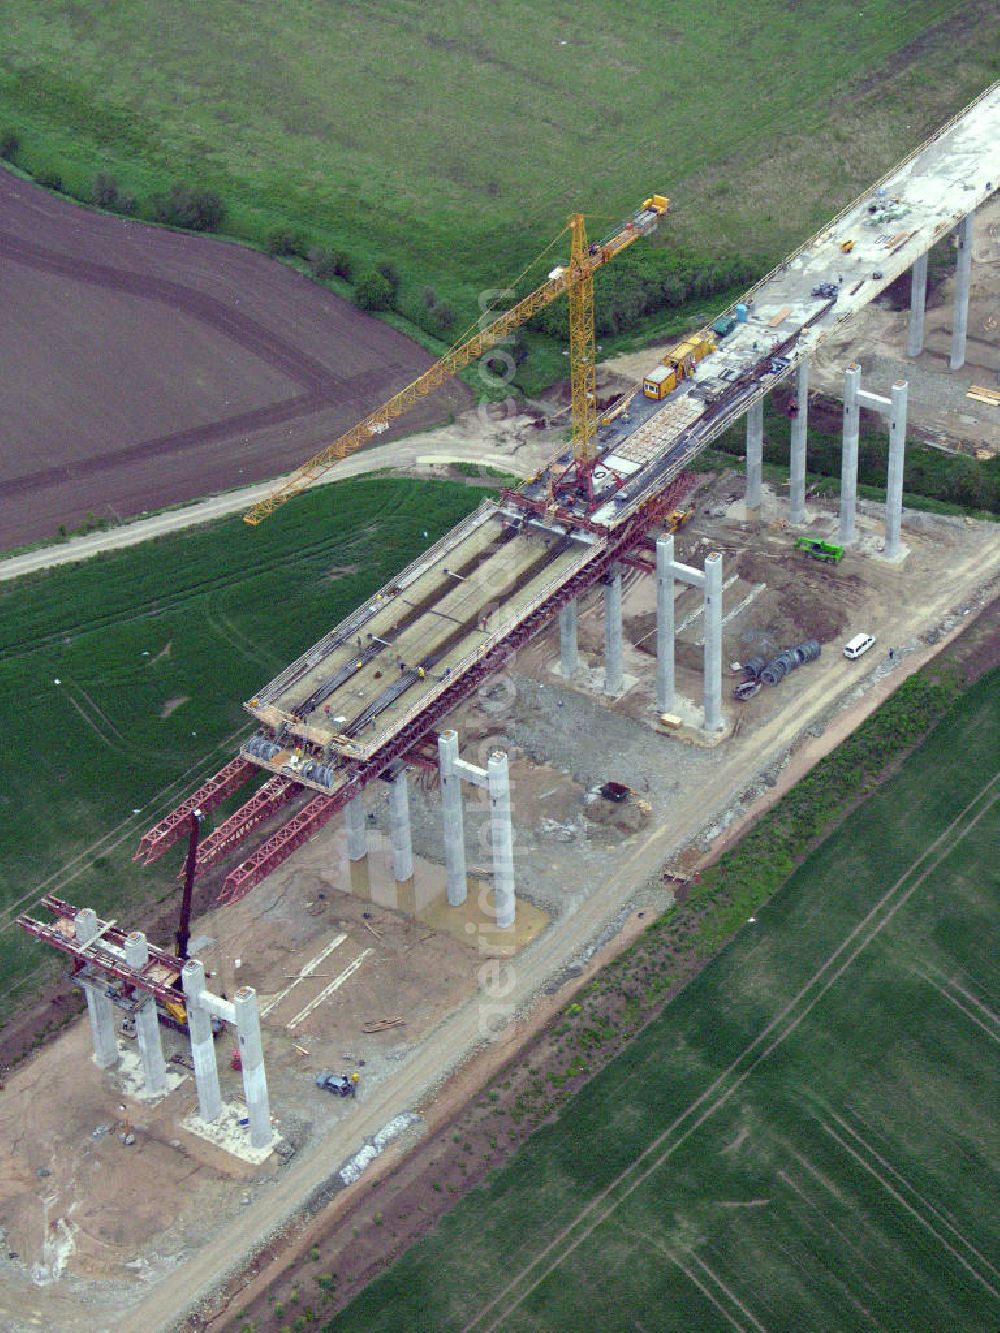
xmin=218 ymin=474 xmax=698 ymax=904
xmin=18 ymin=895 xmax=184 ymax=1006
xmin=619 ymin=553 xmax=657 ymax=575
xmin=133 ymin=757 xmax=258 ymax=865
xmin=216 ymin=790 xmax=346 ymax=905
xmin=191 ymin=774 xmax=301 ymax=876
xmin=403 ymin=738 xmax=441 ymax=772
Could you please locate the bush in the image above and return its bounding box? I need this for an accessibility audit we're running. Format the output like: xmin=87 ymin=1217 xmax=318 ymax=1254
xmin=354 ymin=269 xmax=394 ymax=311
xmin=306 ymin=245 xmax=353 ymax=281
xmin=153 ymin=183 xmax=225 ymax=232
xmin=375 ymin=260 xmax=401 ymax=293
xmin=92 ymin=172 xmax=120 ymax=209
xmin=428 ymin=301 xmax=456 ymax=335
xmin=0 ymin=130 xmax=19 ymax=162
xmin=265 ymin=228 xmax=307 ymax=258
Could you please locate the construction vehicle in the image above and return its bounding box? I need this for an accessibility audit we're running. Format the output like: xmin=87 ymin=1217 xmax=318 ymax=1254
xmin=244 ymin=195 xmax=670 ymax=523
xmin=666 ymin=507 xmax=693 ymax=533
xmin=315 ymin=1071 xmax=359 ymax=1098
xmin=642 ymin=330 xmax=717 ymax=400
xmin=839 ymin=239 xmax=855 ymax=253
xmin=794 ymin=536 xmax=844 ymax=563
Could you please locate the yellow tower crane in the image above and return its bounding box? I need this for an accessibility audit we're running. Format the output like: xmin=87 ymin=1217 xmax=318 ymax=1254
xmin=243 ymin=195 xmax=669 ymax=526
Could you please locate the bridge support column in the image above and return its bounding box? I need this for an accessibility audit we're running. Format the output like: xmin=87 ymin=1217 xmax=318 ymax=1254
xmin=839 ymin=364 xmax=861 ymax=547
xmin=950 ymin=213 xmax=974 ymax=370
xmin=438 ymin=730 xmax=468 ymax=907
xmin=75 ymin=908 xmax=119 ymax=1070
xmin=558 ymin=599 xmax=579 ymax=677
xmin=789 ymin=360 xmax=809 ymax=526
xmin=124 ymin=931 xmax=166 ymax=1096
xmin=182 ymin=959 xmax=222 ymax=1125
xmin=703 ymin=552 xmax=724 ymax=733
xmin=488 ymin=752 xmax=515 ymax=930
xmin=449 ymin=742 xmax=517 ymax=926
xmin=388 ymin=769 xmax=413 ymax=884
xmin=235 ymin=987 xmax=272 ymax=1151
xmin=603 ymin=567 xmax=623 ymax=697
xmin=656 ymin=536 xmax=675 ymax=714
xmin=907 ymin=251 xmax=928 ymax=358
xmin=345 ymin=793 xmax=367 ymax=862
xmin=885 ymin=381 xmax=908 ymax=560
xmin=745 ymin=397 xmax=764 ymax=513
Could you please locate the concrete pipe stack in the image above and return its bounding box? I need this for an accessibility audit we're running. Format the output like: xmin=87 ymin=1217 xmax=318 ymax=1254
xmin=760 ymin=639 xmax=822 ymax=687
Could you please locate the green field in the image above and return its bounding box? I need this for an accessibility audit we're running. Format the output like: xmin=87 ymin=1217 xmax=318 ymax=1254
xmin=333 ymin=670 xmax=1000 ymax=1330
xmin=0 ymin=477 xmax=484 ymax=1009
xmin=2 ymin=0 xmax=997 ymax=339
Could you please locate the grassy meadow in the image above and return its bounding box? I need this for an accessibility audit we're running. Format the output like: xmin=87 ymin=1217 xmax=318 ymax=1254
xmin=331 ymin=669 xmax=1000 ymax=1330
xmin=0 ymin=476 xmax=484 ymax=1007
xmin=1 ymin=0 xmax=997 ymax=340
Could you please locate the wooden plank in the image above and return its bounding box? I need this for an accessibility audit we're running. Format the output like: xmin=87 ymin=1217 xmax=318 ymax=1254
xmin=968 ymin=385 xmax=1000 ymax=403
xmin=767 ymin=306 xmax=792 ymax=328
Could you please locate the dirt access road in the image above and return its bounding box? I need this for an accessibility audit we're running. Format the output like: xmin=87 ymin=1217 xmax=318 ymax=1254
xmin=0 ymin=170 xmax=468 ymax=550
xmin=0 ymin=404 xmax=553 ymax=583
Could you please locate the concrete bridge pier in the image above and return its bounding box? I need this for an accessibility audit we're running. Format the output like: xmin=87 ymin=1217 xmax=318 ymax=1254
xmin=388 ymin=768 xmax=413 ymax=883
xmin=345 ymin=793 xmax=368 ymax=862
xmin=448 ymin=740 xmax=516 ymax=928
xmin=438 ymin=729 xmax=468 ymax=907
xmin=789 ymin=359 xmax=809 ymax=526
xmin=603 ymin=567 xmax=624 ymax=696
xmin=74 ymin=908 xmax=119 ymax=1070
xmin=558 ymin=599 xmax=579 ymax=677
xmin=885 ymin=380 xmax=909 ymax=560
xmin=745 ymin=397 xmax=764 ymax=513
xmin=655 ymin=546 xmax=723 ymax=735
xmin=234 ymin=987 xmax=272 ymax=1151
xmin=907 ymin=251 xmax=928 ymax=358
xmin=124 ymin=931 xmax=166 ymax=1096
xmin=839 ymin=363 xmax=862 ymax=547
xmin=702 ymin=552 xmax=724 ymax=733
xmin=488 ymin=752 xmax=515 ymax=930
xmin=182 ymin=959 xmax=222 ymax=1125
xmin=655 ymin=535 xmax=675 ymax=714
xmin=950 ymin=213 xmax=974 ymax=371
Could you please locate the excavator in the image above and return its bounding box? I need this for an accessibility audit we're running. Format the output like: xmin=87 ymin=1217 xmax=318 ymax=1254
xmin=243 ymin=195 xmax=670 ymax=525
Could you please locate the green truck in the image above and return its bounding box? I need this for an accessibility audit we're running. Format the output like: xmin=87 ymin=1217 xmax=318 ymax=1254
xmin=794 ymin=537 xmax=844 ymax=563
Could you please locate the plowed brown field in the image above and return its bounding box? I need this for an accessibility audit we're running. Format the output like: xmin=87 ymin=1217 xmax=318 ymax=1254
xmin=0 ymin=171 xmax=468 ymax=549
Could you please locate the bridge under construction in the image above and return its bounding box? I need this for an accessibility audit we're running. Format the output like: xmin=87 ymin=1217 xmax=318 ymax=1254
xmin=135 ymin=84 xmax=999 ymax=917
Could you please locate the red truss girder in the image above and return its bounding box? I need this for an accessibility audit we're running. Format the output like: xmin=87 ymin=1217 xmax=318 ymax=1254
xmin=402 ymin=739 xmax=440 ymax=772
xmin=216 ymin=791 xmax=345 ymax=905
xmin=191 ymin=775 xmax=301 ymax=875
xmin=18 ymin=895 xmax=184 ymax=1006
xmin=218 ymin=475 xmax=698 ymax=905
xmin=133 ymin=757 xmax=258 ymax=865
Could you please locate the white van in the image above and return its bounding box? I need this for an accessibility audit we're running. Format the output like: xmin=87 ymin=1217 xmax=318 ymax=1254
xmin=843 ymin=632 xmax=876 ymax=661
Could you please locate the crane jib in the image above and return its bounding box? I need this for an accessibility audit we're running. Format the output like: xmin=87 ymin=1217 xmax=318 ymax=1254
xmin=243 ymin=195 xmax=668 ymax=525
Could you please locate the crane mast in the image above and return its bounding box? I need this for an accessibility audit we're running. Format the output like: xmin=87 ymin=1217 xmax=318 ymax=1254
xmin=244 ymin=195 xmax=668 ymax=525
xmin=568 ymin=213 xmax=598 ymax=473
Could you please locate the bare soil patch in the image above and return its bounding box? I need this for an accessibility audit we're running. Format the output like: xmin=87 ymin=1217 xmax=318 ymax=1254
xmin=0 ymin=172 xmax=468 ymax=549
